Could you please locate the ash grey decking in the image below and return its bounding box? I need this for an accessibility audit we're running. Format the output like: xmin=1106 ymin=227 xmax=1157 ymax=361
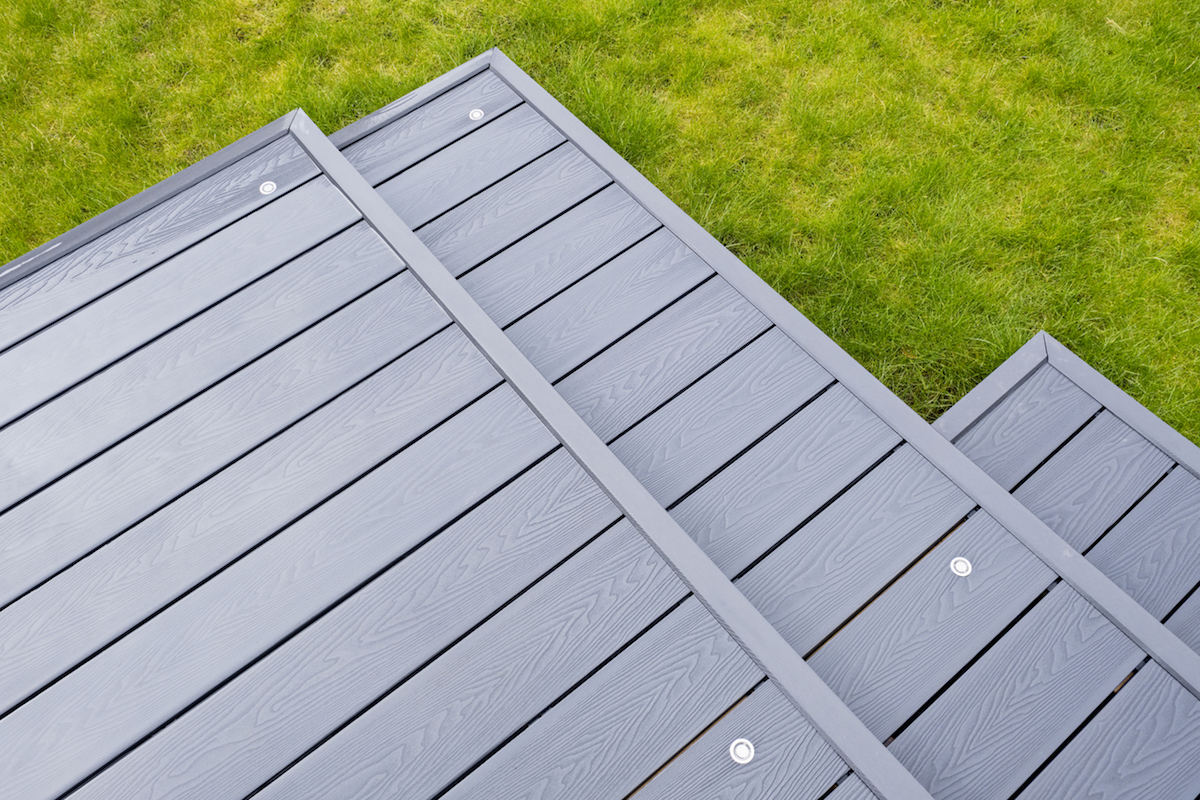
xmin=936 ymin=330 xmax=1200 ymax=797
xmin=331 ymin=50 xmax=1200 ymax=798
xmin=3 ymin=48 xmax=1199 ymax=800
xmin=0 ymin=106 xmax=892 ymax=800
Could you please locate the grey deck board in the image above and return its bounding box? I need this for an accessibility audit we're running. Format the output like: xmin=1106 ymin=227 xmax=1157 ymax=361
xmin=71 ymin=450 xmax=621 ymax=800
xmin=0 ymin=137 xmax=317 ymax=355
xmin=1168 ymin=590 xmax=1200 ymax=656
xmin=342 ymin=69 xmax=522 ymax=186
xmin=0 ymin=177 xmax=358 ymax=429
xmin=1089 ymin=467 xmax=1200 ymax=620
xmin=826 ymin=776 xmax=878 ymax=800
xmin=0 ymin=386 xmax=555 ymax=800
xmin=461 ymin=184 xmax=660 ymax=327
xmin=890 ymin=583 xmax=1145 ymax=800
xmin=377 ymin=104 xmax=564 ymax=228
xmin=439 ymin=597 xmax=762 ymax=800
xmin=0 ymin=271 xmax=448 ymax=608
xmin=809 ymin=512 xmax=1056 ymax=739
xmin=415 ymin=144 xmax=611 ymax=275
xmin=1012 ymin=410 xmax=1172 ymax=552
xmin=609 ymin=327 xmax=834 ymax=507
xmin=0 ymin=223 xmax=402 ymax=512
xmin=506 ymin=228 xmax=712 ymax=382
xmin=556 ymin=277 xmax=772 ymax=442
xmin=951 ymin=363 xmax=1101 ymax=490
xmin=0 ymin=326 xmax=497 ymax=715
xmin=254 ymin=519 xmax=687 ymax=800
xmin=670 ymin=383 xmax=900 ymax=577
xmin=1017 ymin=662 xmax=1200 ymax=800
xmin=634 ymin=680 xmax=847 ymax=800
xmin=737 ymin=445 xmax=975 ymax=657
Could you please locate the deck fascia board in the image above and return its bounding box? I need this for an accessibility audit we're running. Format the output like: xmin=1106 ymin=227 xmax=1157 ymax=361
xmin=0 ymin=110 xmax=299 ymax=293
xmin=482 ymin=50 xmax=1200 ymax=702
xmin=287 ymin=109 xmax=935 ymax=800
xmin=1042 ymin=333 xmax=1200 ymax=481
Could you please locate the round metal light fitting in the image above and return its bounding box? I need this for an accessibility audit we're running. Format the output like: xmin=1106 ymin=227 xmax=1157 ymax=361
xmin=468 ymin=108 xmax=485 ymax=121
xmin=729 ymin=738 xmax=755 ymax=764
xmin=950 ymin=557 xmax=972 ymax=577
xmin=259 ymin=181 xmax=277 ymax=195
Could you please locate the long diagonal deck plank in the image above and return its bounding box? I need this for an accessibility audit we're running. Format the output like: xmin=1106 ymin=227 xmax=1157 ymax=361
xmin=0 ymin=326 xmax=497 ymax=714
xmin=0 ymin=177 xmax=358 ymax=428
xmin=0 ymin=223 xmax=403 ymax=512
xmin=0 ymin=269 xmax=447 ymax=608
xmin=0 ymin=136 xmax=318 ymax=353
xmin=69 ymin=451 xmax=622 ymax=800
xmin=0 ymin=386 xmax=555 ymax=800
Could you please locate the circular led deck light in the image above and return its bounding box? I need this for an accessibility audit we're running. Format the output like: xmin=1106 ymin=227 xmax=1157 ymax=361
xmin=468 ymin=108 xmax=485 ymax=121
xmin=259 ymin=181 xmax=277 ymax=195
xmin=729 ymin=738 xmax=755 ymax=764
xmin=950 ymin=557 xmax=972 ymax=577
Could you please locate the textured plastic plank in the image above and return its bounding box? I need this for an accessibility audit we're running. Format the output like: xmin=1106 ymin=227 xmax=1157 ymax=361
xmin=254 ymin=519 xmax=685 ymax=800
xmin=826 ymin=776 xmax=878 ymax=800
xmin=461 ymin=184 xmax=660 ymax=327
xmin=556 ymin=277 xmax=772 ymax=442
xmin=1089 ymin=467 xmax=1200 ymax=620
xmin=890 ymin=583 xmax=1145 ymax=800
xmin=950 ymin=362 xmax=1101 ymax=490
xmin=0 ymin=387 xmax=555 ymax=800
xmin=1017 ymin=662 xmax=1200 ymax=799
xmin=635 ymin=680 xmax=847 ymax=800
xmin=0 ymin=327 xmax=496 ymax=715
xmin=415 ymin=144 xmax=610 ymax=275
xmin=670 ymin=383 xmax=900 ymax=577
xmin=0 ymin=224 xmax=401 ymax=512
xmin=1012 ymin=410 xmax=1172 ymax=552
xmin=440 ymin=597 xmax=761 ymax=800
xmin=0 ymin=271 xmax=446 ymax=608
xmin=0 ymin=136 xmax=317 ymax=353
xmin=809 ymin=512 xmax=1056 ymax=739
xmin=485 ymin=51 xmax=1200 ymax=707
xmin=342 ymin=68 xmax=522 ymax=185
xmin=610 ymin=327 xmax=834 ymax=507
xmin=293 ymin=109 xmax=935 ymax=800
xmin=72 ymin=451 xmax=620 ymax=800
xmin=377 ymin=104 xmax=564 ymax=228
xmin=0 ymin=177 xmax=358 ymax=428
xmin=737 ymin=445 xmax=976 ymax=656
xmin=934 ymin=332 xmax=1049 ymax=442
xmin=506 ymin=228 xmax=712 ymax=381
xmin=1167 ymin=591 xmax=1200 ymax=652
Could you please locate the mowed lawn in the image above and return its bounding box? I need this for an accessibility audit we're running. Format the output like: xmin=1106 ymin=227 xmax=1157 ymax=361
xmin=2 ymin=0 xmax=1197 ymax=440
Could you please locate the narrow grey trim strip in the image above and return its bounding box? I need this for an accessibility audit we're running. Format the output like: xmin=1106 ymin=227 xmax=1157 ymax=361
xmin=327 ymin=50 xmax=496 ymax=151
xmin=287 ymin=109 xmax=936 ymax=800
xmin=1043 ymin=332 xmax=1200 ymax=481
xmin=0 ymin=111 xmax=298 ymax=292
xmin=933 ymin=331 xmax=1049 ymax=441
xmin=484 ymin=50 xmax=1200 ymax=701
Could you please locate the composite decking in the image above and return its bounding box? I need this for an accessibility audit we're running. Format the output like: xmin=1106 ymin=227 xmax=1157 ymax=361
xmin=936 ymin=331 xmax=1200 ymax=797
xmin=0 ymin=111 xmax=902 ymax=800
xmin=2 ymin=48 xmax=1199 ymax=800
xmin=331 ymin=50 xmax=1200 ymax=798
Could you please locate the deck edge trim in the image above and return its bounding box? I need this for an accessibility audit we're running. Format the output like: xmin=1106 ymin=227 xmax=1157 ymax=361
xmin=288 ymin=108 xmax=931 ymax=800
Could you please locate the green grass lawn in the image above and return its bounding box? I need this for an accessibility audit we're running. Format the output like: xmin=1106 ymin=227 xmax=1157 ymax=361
xmin=3 ymin=0 xmax=1197 ymax=441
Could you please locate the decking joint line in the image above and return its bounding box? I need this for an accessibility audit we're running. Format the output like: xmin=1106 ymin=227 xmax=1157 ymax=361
xmin=486 ymin=48 xmax=1200 ymax=703
xmin=288 ymin=108 xmax=937 ymax=800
